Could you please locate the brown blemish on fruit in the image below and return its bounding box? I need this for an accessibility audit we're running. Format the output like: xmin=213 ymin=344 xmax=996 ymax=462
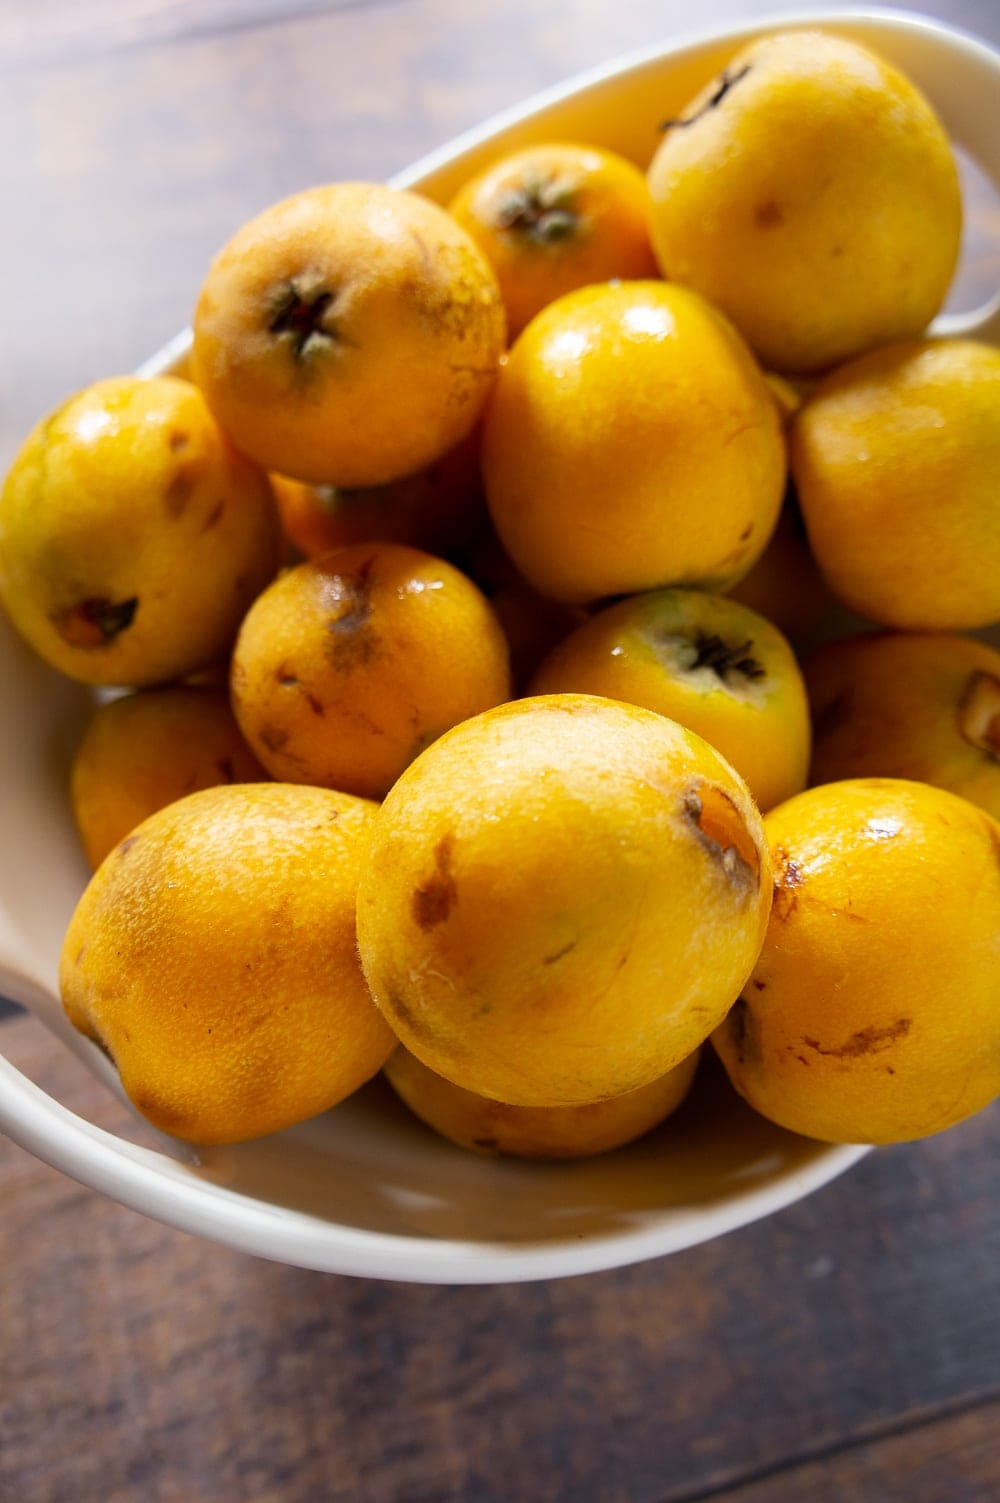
xmin=412 ymin=833 xmax=458 ymax=930
xmin=276 ymin=665 xmax=300 ymax=688
xmin=738 ymin=522 xmax=754 ymax=542
xmin=74 ymin=945 xmax=87 ymax=966
xmin=168 ymin=429 xmax=189 ymax=453
xmin=726 ymin=995 xmax=760 ymax=1066
xmin=754 ymin=200 xmax=784 ymax=229
xmin=660 ymin=63 xmax=752 ymax=131
xmin=164 ymin=469 xmax=194 ymax=517
xmin=201 ymin=499 xmax=225 ymax=532
xmin=322 ymin=557 xmax=379 ymax=671
xmin=303 ymin=690 xmax=325 ymax=717
xmin=958 ymin=671 xmax=1000 ymax=760
xmin=385 ymin=987 xmax=435 ymax=1044
xmin=803 ymin=1018 xmax=912 ymax=1059
xmin=116 ymin=835 xmax=139 ymax=857
xmin=771 ymin=846 xmax=805 ymax=921
xmin=752 ymin=978 xmax=766 ymax=991
xmin=52 ymin=596 xmax=138 ymax=649
xmin=684 ymin=785 xmax=760 ymax=895
xmin=543 ymin=939 xmax=578 ymax=965
xmin=259 ymin=724 xmax=289 ymax=753
xmin=472 ymin=1136 xmax=500 ymax=1152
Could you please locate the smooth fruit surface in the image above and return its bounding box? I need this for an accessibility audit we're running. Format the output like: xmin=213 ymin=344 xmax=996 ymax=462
xmin=806 ymin=632 xmax=1000 ymax=821
xmin=60 ymin=783 xmax=396 ymax=1144
xmin=530 ymin=588 xmax=810 ymax=812
xmin=0 ymin=376 xmax=280 ymax=686
xmin=449 ymin=140 xmax=659 ymax=339
xmin=230 ymin=542 xmax=512 ymax=799
xmin=481 ymin=280 xmax=785 ymax=603
xmin=192 ymin=183 xmax=505 ymax=486
xmin=792 ymin=339 xmax=1000 ymax=630
xmin=357 ymin=694 xmax=772 ymax=1108
xmin=647 ymin=30 xmax=961 ymax=374
xmin=384 ymin=1044 xmax=700 ymax=1158
xmin=713 ymin=779 xmax=1000 ymax=1144
xmin=71 ymin=685 xmax=268 ymax=869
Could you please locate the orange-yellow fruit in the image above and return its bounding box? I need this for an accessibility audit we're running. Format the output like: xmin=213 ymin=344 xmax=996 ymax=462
xmin=647 ymin=30 xmax=961 ymax=374
xmin=357 ymin=694 xmax=772 ymax=1107
xmin=481 ymin=280 xmax=785 ymax=603
xmin=713 ymin=779 xmax=1000 ymax=1144
xmin=792 ymin=339 xmax=1000 ymax=630
xmin=530 ymin=588 xmax=810 ymax=812
xmin=806 ymin=631 xmax=1000 ymax=821
xmin=191 ymin=183 xmax=506 ymax=486
xmin=449 ymin=140 xmax=659 ymax=339
xmin=60 ymin=783 xmax=396 ymax=1144
xmin=71 ymin=685 xmax=268 ymax=869
xmin=270 ymin=427 xmax=484 ymax=561
xmin=727 ymin=496 xmax=833 ymax=646
xmin=384 ymin=1044 xmax=700 ymax=1159
xmin=230 ymin=542 xmax=512 ymax=799
xmin=0 ymin=376 xmax=280 ymax=686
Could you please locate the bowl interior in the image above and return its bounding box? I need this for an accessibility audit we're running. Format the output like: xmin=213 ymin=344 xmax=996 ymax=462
xmin=2 ymin=7 xmax=998 ymax=1281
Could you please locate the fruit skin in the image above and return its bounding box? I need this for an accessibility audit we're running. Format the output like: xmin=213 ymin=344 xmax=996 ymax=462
xmin=0 ymin=376 xmax=280 ymax=686
xmin=727 ymin=495 xmax=833 ymax=647
xmin=647 ymin=30 xmax=961 ymax=375
xmin=230 ymin=542 xmax=512 ymax=800
xmin=191 ymin=183 xmax=506 ymax=487
xmin=356 ymin=694 xmax=772 ymax=1108
xmin=384 ymin=1044 xmax=700 ymax=1159
xmin=530 ymin=588 xmax=810 ymax=812
xmin=270 ymin=426 xmax=485 ymax=561
xmin=60 ymin=783 xmax=397 ymax=1145
xmin=805 ymin=632 xmax=1000 ymax=822
xmin=791 ymin=339 xmax=1000 ymax=631
xmin=713 ymin=779 xmax=1000 ymax=1144
xmin=448 ymin=140 xmax=659 ymax=340
xmin=71 ymin=685 xmax=269 ymax=869
xmin=481 ymin=280 xmax=785 ymax=604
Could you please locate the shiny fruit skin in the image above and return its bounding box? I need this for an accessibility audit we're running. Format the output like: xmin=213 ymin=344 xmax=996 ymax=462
xmin=191 ymin=183 xmax=505 ymax=486
xmin=481 ymin=280 xmax=785 ymax=604
xmin=71 ymin=685 xmax=268 ymax=869
xmin=230 ymin=542 xmax=512 ymax=799
xmin=60 ymin=783 xmax=396 ymax=1144
xmin=0 ymin=376 xmax=280 ymax=686
xmin=449 ymin=140 xmax=659 ymax=339
xmin=792 ymin=339 xmax=1000 ymax=631
xmin=530 ymin=587 xmax=810 ymax=812
xmin=357 ymin=694 xmax=772 ymax=1108
xmin=806 ymin=632 xmax=1000 ymax=821
xmin=384 ymin=1044 xmax=700 ymax=1159
xmin=713 ymin=778 xmax=1000 ymax=1143
xmin=647 ymin=30 xmax=961 ymax=375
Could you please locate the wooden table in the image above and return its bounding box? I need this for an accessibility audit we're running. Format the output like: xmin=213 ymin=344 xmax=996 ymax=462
xmin=2 ymin=3 xmax=999 ymax=1500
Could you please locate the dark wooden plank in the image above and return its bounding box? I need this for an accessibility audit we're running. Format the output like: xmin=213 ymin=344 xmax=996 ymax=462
xmin=2 ymin=1012 xmax=999 ymax=1503
xmin=705 ymin=1399 xmax=1000 ymax=1503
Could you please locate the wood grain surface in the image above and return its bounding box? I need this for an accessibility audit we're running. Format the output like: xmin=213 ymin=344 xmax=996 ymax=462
xmin=2 ymin=2 xmax=1000 ymax=1500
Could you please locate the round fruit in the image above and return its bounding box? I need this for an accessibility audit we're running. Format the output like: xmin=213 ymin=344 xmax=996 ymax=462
xmin=0 ymin=376 xmax=280 ymax=686
xmin=713 ymin=779 xmax=1000 ymax=1144
xmin=230 ymin=542 xmax=511 ymax=800
xmin=60 ymin=783 xmax=396 ymax=1144
xmin=191 ymin=183 xmax=506 ymax=486
xmin=449 ymin=140 xmax=659 ymax=339
xmin=792 ymin=339 xmax=1000 ymax=630
xmin=384 ymin=1044 xmax=700 ymax=1159
xmin=270 ymin=427 xmax=484 ymax=561
xmin=71 ymin=685 xmax=267 ymax=869
xmin=530 ymin=588 xmax=810 ymax=812
xmin=356 ymin=694 xmax=772 ymax=1108
xmin=806 ymin=631 xmax=1000 ymax=821
xmin=647 ymin=30 xmax=961 ymax=374
xmin=481 ymin=280 xmax=785 ymax=603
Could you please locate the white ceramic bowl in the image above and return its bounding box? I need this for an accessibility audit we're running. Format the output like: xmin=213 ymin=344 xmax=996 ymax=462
xmin=1 ymin=8 xmax=998 ymax=1284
